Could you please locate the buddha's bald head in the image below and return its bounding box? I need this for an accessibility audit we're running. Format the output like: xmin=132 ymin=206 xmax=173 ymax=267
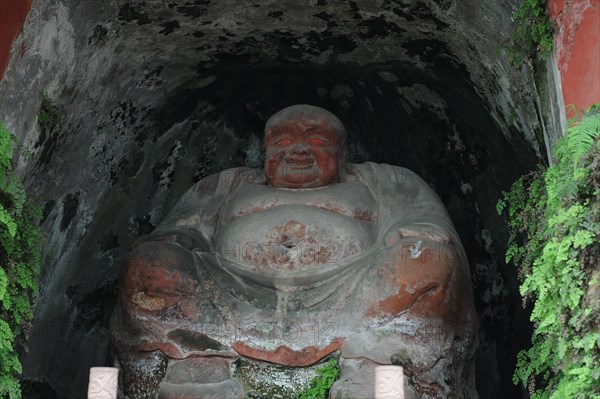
xmin=264 ymin=105 xmax=347 ymax=188
xmin=265 ymin=105 xmax=346 ymax=144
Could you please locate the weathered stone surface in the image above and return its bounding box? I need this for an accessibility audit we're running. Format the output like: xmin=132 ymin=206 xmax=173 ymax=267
xmin=0 ymin=1 xmax=546 ymax=398
xmin=118 ymin=351 xmax=168 ymax=399
xmin=234 ymin=357 xmax=324 ymax=398
xmin=157 ymin=358 xmax=243 ymax=399
xmin=158 ymin=381 xmax=244 ymax=399
xmin=162 ymin=357 xmax=234 ymax=384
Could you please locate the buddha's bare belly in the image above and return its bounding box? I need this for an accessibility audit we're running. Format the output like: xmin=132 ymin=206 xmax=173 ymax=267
xmin=216 ymin=205 xmax=377 ymax=271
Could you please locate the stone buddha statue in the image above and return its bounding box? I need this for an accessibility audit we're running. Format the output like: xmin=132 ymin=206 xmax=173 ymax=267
xmin=110 ymin=105 xmax=477 ymax=398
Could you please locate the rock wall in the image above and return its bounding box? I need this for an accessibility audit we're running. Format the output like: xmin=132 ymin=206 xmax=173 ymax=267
xmin=0 ymin=1 xmax=552 ymax=398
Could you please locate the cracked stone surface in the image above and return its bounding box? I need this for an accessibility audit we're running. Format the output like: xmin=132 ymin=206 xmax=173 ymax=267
xmin=0 ymin=1 xmax=543 ymax=398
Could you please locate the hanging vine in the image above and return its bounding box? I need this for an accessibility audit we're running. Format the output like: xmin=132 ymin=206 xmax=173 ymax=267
xmin=0 ymin=123 xmax=42 ymax=399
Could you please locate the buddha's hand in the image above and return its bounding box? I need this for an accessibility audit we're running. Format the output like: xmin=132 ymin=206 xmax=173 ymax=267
xmin=383 ymin=222 xmax=452 ymax=248
xmin=130 ymin=228 xmax=209 ymax=252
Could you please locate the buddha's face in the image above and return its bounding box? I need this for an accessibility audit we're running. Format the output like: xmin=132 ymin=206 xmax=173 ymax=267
xmin=264 ymin=116 xmax=341 ymax=188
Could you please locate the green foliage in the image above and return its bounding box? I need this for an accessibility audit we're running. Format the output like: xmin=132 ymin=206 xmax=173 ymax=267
xmin=0 ymin=123 xmax=42 ymax=399
xmin=297 ymin=358 xmax=340 ymax=399
xmin=496 ymin=167 xmax=547 ymax=281
xmin=38 ymin=93 xmax=60 ymax=130
xmin=503 ymin=0 xmax=554 ymax=67
xmin=498 ymin=106 xmax=600 ymax=399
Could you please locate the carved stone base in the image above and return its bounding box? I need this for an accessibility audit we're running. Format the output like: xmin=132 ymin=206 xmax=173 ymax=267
xmin=118 ymin=351 xmax=167 ymax=399
xmin=233 ymin=357 xmax=329 ymax=398
xmin=330 ymin=358 xmax=416 ymax=399
xmin=157 ymin=357 xmax=244 ymax=399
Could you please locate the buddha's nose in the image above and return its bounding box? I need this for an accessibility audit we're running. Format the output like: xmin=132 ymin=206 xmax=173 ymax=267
xmin=292 ymin=143 xmax=310 ymax=154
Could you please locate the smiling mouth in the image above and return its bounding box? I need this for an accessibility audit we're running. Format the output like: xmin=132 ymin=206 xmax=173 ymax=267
xmin=285 ymin=159 xmax=315 ymax=169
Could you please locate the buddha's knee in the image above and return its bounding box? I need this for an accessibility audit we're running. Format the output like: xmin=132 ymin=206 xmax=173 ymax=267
xmin=119 ymin=241 xmax=199 ymax=316
xmin=370 ymin=239 xmax=462 ymax=319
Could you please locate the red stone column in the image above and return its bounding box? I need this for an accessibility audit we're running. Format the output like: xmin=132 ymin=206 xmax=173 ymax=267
xmin=550 ymin=0 xmax=600 ymax=117
xmin=0 ymin=0 xmax=32 ymax=80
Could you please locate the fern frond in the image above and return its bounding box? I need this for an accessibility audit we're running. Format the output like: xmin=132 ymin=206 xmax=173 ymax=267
xmin=565 ymin=112 xmax=599 ymax=165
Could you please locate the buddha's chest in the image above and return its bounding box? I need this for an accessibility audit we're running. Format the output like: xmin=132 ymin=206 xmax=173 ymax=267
xmin=214 ymin=182 xmax=378 ymax=270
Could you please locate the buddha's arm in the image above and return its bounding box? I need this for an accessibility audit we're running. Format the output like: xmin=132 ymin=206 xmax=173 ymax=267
xmin=353 ymin=163 xmax=457 ymax=246
xmin=130 ymin=228 xmax=208 ymax=252
xmin=384 ymin=222 xmax=452 ymax=246
xmin=377 ymin=225 xmax=471 ymax=324
xmin=116 ymin=173 xmax=223 ymax=318
xmin=132 ymin=172 xmax=223 ymax=251
xmin=360 ymin=164 xmax=472 ymax=319
xmin=381 ymin=167 xmax=459 ymax=247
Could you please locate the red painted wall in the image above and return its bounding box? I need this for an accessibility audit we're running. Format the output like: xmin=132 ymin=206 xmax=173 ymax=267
xmin=550 ymin=0 xmax=600 ymax=117
xmin=0 ymin=0 xmax=32 ymax=80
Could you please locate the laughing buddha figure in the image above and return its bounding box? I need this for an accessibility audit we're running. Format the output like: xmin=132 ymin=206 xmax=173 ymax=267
xmin=111 ymin=104 xmax=477 ymax=398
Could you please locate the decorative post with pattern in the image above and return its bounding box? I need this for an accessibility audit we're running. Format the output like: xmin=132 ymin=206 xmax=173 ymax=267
xmin=87 ymin=367 xmax=119 ymax=399
xmin=375 ymin=365 xmax=404 ymax=399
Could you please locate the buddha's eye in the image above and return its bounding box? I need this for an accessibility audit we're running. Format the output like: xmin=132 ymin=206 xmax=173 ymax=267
xmin=306 ymin=135 xmax=328 ymax=145
xmin=273 ymin=137 xmax=293 ymax=146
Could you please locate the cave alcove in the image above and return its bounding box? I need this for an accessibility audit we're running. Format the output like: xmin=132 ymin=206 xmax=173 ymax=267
xmin=0 ymin=1 xmax=549 ymax=398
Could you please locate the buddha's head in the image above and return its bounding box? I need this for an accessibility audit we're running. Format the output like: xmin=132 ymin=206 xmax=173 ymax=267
xmin=264 ymin=104 xmax=347 ymax=189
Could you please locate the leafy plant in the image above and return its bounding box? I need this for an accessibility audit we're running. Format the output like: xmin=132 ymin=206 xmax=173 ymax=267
xmin=297 ymin=358 xmax=340 ymax=399
xmin=503 ymin=0 xmax=554 ymax=67
xmin=38 ymin=93 xmax=60 ymax=130
xmin=498 ymin=106 xmax=600 ymax=399
xmin=0 ymin=123 xmax=42 ymax=399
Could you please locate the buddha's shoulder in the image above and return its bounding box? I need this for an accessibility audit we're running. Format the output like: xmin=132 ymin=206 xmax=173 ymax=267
xmin=346 ymin=162 xmax=424 ymax=185
xmin=188 ymin=167 xmax=265 ymax=195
